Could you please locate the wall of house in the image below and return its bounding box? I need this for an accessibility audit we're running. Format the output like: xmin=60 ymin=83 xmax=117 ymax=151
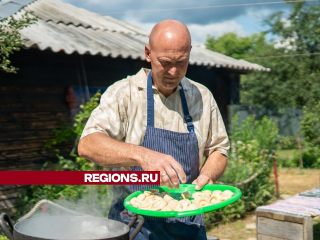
xmin=0 ymin=48 xmax=240 ymax=215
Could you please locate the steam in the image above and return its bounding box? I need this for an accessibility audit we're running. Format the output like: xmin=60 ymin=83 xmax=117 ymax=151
xmin=15 ymin=185 xmax=132 ymax=239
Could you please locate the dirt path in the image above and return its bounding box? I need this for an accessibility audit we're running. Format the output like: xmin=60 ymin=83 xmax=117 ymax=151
xmin=206 ymin=168 xmax=320 ymax=240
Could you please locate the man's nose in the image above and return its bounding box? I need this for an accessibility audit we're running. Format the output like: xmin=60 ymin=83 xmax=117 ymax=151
xmin=168 ymin=66 xmax=178 ymax=76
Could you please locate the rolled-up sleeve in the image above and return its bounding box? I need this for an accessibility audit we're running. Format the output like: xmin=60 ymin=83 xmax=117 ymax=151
xmin=204 ymin=94 xmax=230 ymax=157
xmin=80 ymin=85 xmax=127 ymax=141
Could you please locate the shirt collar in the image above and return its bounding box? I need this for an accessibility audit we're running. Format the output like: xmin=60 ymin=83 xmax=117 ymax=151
xmin=135 ymin=68 xmax=191 ymax=91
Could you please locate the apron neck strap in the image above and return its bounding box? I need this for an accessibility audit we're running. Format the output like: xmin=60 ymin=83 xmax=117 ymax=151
xmin=147 ymin=70 xmax=195 ymax=133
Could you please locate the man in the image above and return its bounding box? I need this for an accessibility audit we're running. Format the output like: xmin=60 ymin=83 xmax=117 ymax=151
xmin=78 ymin=20 xmax=229 ymax=240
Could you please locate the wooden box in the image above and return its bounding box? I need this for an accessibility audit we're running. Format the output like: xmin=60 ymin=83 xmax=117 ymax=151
xmin=256 ymin=209 xmax=313 ymax=240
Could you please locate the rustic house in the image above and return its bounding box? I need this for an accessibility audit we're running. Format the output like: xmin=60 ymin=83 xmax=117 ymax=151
xmin=0 ymin=0 xmax=269 ymax=214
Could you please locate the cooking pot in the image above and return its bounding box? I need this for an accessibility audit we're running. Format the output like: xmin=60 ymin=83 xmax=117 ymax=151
xmin=0 ymin=213 xmax=144 ymax=240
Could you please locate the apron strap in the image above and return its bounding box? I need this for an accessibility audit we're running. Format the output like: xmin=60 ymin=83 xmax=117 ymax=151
xmin=179 ymin=82 xmax=195 ymax=133
xmin=146 ymin=70 xmax=195 ymax=133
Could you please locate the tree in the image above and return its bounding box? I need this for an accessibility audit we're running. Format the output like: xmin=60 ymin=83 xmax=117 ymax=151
xmin=205 ymin=32 xmax=269 ymax=60
xmin=241 ymin=1 xmax=320 ymax=111
xmin=205 ymin=1 xmax=320 ymax=114
xmin=0 ymin=1 xmax=37 ymax=73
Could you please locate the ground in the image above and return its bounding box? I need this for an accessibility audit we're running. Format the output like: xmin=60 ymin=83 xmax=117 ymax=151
xmin=206 ymin=168 xmax=320 ymax=240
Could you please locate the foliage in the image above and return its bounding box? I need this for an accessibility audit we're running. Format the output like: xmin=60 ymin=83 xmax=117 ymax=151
xmin=0 ymin=235 xmax=8 ymax=240
xmin=291 ymin=148 xmax=320 ymax=169
xmin=0 ymin=1 xmax=38 ymax=73
xmin=300 ymin=101 xmax=320 ymax=148
xmin=205 ymin=2 xmax=320 ymax=116
xmin=241 ymin=2 xmax=320 ymax=113
xmin=15 ymin=92 xmax=112 ymax=218
xmin=204 ymin=115 xmax=277 ymax=226
xmin=205 ymin=32 xmax=269 ymax=59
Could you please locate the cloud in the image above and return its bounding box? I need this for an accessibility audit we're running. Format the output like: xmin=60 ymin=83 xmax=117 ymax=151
xmin=123 ymin=17 xmax=245 ymax=46
xmin=60 ymin=0 xmax=290 ymax=25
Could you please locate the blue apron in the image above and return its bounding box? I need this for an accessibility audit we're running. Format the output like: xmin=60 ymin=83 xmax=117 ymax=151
xmin=109 ymin=71 xmax=206 ymax=240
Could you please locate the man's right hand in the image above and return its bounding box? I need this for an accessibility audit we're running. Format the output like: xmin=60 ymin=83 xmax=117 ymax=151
xmin=139 ymin=150 xmax=187 ymax=189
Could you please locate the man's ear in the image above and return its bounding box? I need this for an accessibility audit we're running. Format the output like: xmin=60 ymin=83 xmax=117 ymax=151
xmin=145 ymin=45 xmax=151 ymax=63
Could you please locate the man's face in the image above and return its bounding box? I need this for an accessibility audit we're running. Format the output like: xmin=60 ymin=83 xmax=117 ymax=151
xmin=145 ymin=34 xmax=191 ymax=96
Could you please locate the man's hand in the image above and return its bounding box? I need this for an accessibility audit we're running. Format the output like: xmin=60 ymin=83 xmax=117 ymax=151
xmin=139 ymin=150 xmax=187 ymax=190
xmin=192 ymin=151 xmax=228 ymax=190
xmin=192 ymin=174 xmax=214 ymax=190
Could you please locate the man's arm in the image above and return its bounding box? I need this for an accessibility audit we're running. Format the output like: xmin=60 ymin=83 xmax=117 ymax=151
xmin=192 ymin=151 xmax=227 ymax=190
xmin=78 ymin=132 xmax=187 ymax=189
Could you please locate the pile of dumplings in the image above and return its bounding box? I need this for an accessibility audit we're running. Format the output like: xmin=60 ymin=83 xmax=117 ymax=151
xmin=129 ymin=189 xmax=234 ymax=212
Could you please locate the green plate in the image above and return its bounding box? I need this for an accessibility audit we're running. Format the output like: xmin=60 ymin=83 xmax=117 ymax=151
xmin=124 ymin=184 xmax=242 ymax=218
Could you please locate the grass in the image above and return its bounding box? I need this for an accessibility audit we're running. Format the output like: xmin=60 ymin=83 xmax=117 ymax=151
xmin=276 ymin=149 xmax=295 ymax=159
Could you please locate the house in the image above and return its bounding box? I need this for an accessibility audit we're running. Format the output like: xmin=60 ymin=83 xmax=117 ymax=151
xmin=0 ymin=0 xmax=269 ymax=214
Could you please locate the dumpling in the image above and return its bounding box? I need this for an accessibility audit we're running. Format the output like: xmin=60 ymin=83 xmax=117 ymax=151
xmin=161 ymin=206 xmax=174 ymax=211
xmin=222 ymin=190 xmax=233 ymax=197
xmin=211 ymin=190 xmax=222 ymax=196
xmin=202 ymin=190 xmax=212 ymax=197
xmin=210 ymin=195 xmax=221 ymax=204
xmin=167 ymin=200 xmax=179 ymax=209
xmin=163 ymin=194 xmax=174 ymax=203
xmin=130 ymin=197 xmax=138 ymax=205
xmin=144 ymin=191 xmax=152 ymax=196
xmin=151 ymin=201 xmax=167 ymax=210
xmin=186 ymin=203 xmax=199 ymax=211
xmin=137 ymin=194 xmax=146 ymax=201
xmin=179 ymin=199 xmax=191 ymax=211
xmin=192 ymin=192 xmax=203 ymax=199
xmin=174 ymin=202 xmax=183 ymax=211
xmin=140 ymin=202 xmax=152 ymax=210
xmin=195 ymin=197 xmax=210 ymax=207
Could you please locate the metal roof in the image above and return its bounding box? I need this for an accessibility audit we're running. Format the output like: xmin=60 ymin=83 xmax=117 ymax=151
xmin=1 ymin=0 xmax=270 ymax=72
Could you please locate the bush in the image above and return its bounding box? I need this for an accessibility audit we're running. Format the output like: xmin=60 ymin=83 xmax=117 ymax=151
xmin=204 ymin=115 xmax=277 ymax=226
xmin=15 ymin=92 xmax=112 ymax=219
xmin=0 ymin=235 xmax=8 ymax=240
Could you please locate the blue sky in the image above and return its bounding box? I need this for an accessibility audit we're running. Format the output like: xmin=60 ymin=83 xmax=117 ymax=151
xmin=60 ymin=0 xmax=291 ymax=45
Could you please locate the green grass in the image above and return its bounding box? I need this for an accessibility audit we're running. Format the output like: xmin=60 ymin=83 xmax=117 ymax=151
xmin=276 ymin=149 xmax=295 ymax=159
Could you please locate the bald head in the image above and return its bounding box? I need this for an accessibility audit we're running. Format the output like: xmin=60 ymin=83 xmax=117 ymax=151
xmin=149 ymin=20 xmax=191 ymax=50
xmin=145 ymin=20 xmax=192 ymax=97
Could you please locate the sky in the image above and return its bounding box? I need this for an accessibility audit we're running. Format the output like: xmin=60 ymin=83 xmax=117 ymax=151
xmin=60 ymin=0 xmax=292 ymax=46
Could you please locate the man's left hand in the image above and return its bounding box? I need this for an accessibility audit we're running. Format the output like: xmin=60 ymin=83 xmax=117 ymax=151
xmin=192 ymin=174 xmax=214 ymax=190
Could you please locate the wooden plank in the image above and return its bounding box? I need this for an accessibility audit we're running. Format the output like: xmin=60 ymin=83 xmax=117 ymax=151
xmin=0 ymin=112 xmax=70 ymax=122
xmin=0 ymin=103 xmax=68 ymax=112
xmin=0 ymin=92 xmax=65 ymax=104
xmin=256 ymin=209 xmax=275 ymax=219
xmin=0 ymin=130 xmax=54 ymax=141
xmin=0 ymin=86 xmax=64 ymax=93
xmin=0 ymin=120 xmax=70 ymax=131
xmin=303 ymin=216 xmax=313 ymax=240
xmin=0 ymin=147 xmax=71 ymax=160
xmin=256 ymin=209 xmax=305 ymax=224
xmin=258 ymin=234 xmax=284 ymax=240
xmin=257 ymin=217 xmax=303 ymax=240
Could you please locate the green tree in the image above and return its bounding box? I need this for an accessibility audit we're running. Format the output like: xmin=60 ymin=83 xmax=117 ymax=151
xmin=205 ymin=32 xmax=269 ymax=59
xmin=0 ymin=1 xmax=37 ymax=73
xmin=241 ymin=1 xmax=320 ymax=111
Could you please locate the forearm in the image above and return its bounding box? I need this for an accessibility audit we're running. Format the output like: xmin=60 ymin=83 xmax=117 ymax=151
xmin=78 ymin=132 xmax=148 ymax=168
xmin=200 ymin=151 xmax=228 ymax=182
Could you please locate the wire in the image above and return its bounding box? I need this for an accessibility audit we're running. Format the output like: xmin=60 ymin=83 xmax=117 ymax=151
xmin=98 ymin=0 xmax=318 ymax=15
xmin=245 ymin=52 xmax=320 ymax=59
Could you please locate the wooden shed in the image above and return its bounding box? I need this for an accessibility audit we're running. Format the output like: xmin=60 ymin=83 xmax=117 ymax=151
xmin=0 ymin=0 xmax=269 ymax=214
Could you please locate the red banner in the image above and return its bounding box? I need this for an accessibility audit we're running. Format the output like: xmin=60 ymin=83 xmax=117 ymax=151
xmin=0 ymin=171 xmax=160 ymax=185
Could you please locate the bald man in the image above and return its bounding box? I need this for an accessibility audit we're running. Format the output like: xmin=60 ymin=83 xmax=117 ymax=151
xmin=79 ymin=20 xmax=229 ymax=240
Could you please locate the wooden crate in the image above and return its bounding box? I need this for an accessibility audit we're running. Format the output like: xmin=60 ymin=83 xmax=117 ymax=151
xmin=256 ymin=209 xmax=313 ymax=240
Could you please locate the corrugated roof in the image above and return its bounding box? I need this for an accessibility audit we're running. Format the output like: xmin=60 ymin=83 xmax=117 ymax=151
xmin=2 ymin=0 xmax=270 ymax=72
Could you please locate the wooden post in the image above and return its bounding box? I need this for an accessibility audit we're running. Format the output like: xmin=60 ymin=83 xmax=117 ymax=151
xmin=297 ymin=134 xmax=303 ymax=168
xmin=273 ymin=151 xmax=280 ymax=198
